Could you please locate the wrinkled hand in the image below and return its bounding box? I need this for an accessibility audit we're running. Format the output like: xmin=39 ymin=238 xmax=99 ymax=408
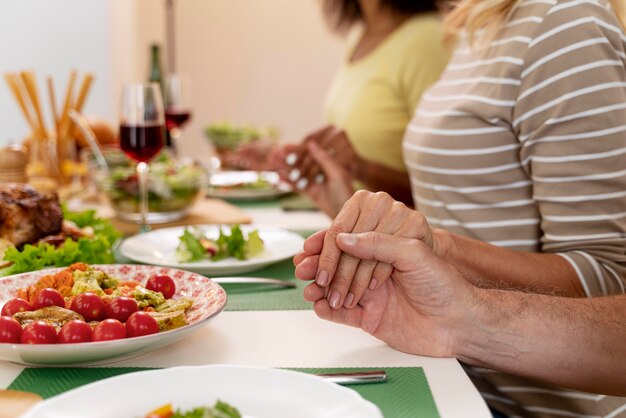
xmin=297 ymin=191 xmax=437 ymax=310
xmin=294 ymin=231 xmax=471 ymax=357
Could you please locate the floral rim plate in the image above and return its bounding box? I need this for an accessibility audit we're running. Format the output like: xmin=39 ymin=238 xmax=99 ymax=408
xmin=119 ymin=225 xmax=305 ymax=275
xmin=22 ymin=365 xmax=383 ymax=418
xmin=207 ymin=171 xmax=292 ymax=200
xmin=0 ymin=264 xmax=226 ymax=366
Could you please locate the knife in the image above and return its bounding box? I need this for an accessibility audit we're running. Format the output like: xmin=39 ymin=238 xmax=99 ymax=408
xmin=211 ymin=277 xmax=296 ymax=289
xmin=317 ymin=370 xmax=387 ymax=385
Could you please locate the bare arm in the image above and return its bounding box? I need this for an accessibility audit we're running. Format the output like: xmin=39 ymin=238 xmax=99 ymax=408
xmin=352 ymin=159 xmax=413 ymax=207
xmin=459 ymin=290 xmax=626 ymax=396
xmin=296 ymin=230 xmax=626 ymax=396
xmin=434 ymin=229 xmax=586 ymax=296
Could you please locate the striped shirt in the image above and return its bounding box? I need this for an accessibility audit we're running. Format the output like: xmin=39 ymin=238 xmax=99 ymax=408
xmin=404 ymin=0 xmax=626 ymax=416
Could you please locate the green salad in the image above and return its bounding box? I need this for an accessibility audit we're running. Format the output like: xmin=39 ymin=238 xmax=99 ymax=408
xmin=205 ymin=122 xmax=279 ymax=151
xmin=0 ymin=207 xmax=122 ymax=277
xmin=145 ymin=400 xmax=241 ymax=418
xmin=176 ymin=225 xmax=264 ymax=263
xmin=97 ymin=152 xmax=205 ymax=215
xmin=172 ymin=401 xmax=241 ymax=418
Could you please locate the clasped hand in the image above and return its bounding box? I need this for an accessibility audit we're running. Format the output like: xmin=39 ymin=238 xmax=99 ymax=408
xmin=293 ymin=191 xmax=471 ymax=357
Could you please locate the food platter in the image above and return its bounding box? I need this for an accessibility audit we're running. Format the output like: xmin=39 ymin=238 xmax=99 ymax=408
xmin=21 ymin=365 xmax=383 ymax=418
xmin=207 ymin=170 xmax=292 ymax=200
xmin=0 ymin=265 xmax=226 ymax=366
xmin=119 ymin=225 xmax=304 ymax=275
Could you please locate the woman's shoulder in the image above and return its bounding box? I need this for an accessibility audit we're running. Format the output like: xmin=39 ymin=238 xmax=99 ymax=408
xmin=507 ymin=0 xmax=624 ymax=39
xmin=396 ymin=13 xmax=446 ymax=47
xmin=383 ymin=13 xmax=447 ymax=60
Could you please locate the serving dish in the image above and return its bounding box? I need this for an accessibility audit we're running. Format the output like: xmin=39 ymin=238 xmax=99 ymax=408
xmin=0 ymin=265 xmax=226 ymax=365
xmin=83 ymin=148 xmax=206 ymax=223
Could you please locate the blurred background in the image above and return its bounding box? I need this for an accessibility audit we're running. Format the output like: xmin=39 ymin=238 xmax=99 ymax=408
xmin=0 ymin=0 xmax=344 ymax=159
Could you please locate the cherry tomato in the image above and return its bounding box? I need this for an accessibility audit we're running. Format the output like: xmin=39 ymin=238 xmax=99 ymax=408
xmin=0 ymin=316 xmax=22 ymax=343
xmin=125 ymin=312 xmax=159 ymax=338
xmin=32 ymin=288 xmax=64 ymax=310
xmin=1 ymin=298 xmax=32 ymax=317
xmin=21 ymin=320 xmax=57 ymax=344
xmin=92 ymin=319 xmax=126 ymax=342
xmin=146 ymin=274 xmax=176 ymax=299
xmin=58 ymin=320 xmax=93 ymax=344
xmin=71 ymin=292 xmax=106 ymax=322
xmin=104 ymin=297 xmax=138 ymax=322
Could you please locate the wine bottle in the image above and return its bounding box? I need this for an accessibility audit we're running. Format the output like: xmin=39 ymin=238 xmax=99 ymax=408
xmin=148 ymin=44 xmax=172 ymax=149
xmin=149 ymin=44 xmax=163 ymax=88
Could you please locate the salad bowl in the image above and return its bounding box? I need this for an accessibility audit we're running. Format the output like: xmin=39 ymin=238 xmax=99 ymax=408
xmin=82 ymin=147 xmax=206 ymax=223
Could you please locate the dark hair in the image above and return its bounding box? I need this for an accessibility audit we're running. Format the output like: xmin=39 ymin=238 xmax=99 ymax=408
xmin=323 ymin=0 xmax=439 ymax=31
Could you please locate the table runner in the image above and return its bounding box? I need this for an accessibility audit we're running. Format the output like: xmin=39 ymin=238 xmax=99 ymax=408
xmin=221 ymin=229 xmax=315 ymax=311
xmin=8 ymin=366 xmax=440 ymax=418
xmin=223 ymin=258 xmax=312 ymax=311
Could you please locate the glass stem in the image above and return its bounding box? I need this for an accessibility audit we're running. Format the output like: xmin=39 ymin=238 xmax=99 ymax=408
xmin=137 ymin=161 xmax=150 ymax=232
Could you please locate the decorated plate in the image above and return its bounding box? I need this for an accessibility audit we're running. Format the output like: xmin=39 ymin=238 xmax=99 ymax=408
xmin=0 ymin=265 xmax=226 ymax=366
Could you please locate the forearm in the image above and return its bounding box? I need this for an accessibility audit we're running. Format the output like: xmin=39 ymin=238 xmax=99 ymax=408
xmin=434 ymin=229 xmax=585 ymax=296
xmin=456 ymin=289 xmax=626 ymax=396
xmin=353 ymin=160 xmax=413 ymax=206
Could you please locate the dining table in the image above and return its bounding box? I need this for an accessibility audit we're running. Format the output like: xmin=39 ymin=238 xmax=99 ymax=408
xmin=0 ymin=193 xmax=491 ymax=418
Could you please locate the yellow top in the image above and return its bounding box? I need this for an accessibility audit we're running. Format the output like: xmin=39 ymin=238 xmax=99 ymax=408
xmin=323 ymin=13 xmax=449 ymax=172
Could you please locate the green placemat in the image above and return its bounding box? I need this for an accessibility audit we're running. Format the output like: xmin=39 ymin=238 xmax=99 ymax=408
xmin=222 ymin=258 xmax=312 ymax=311
xmin=9 ymin=366 xmax=439 ymax=418
xmin=221 ymin=229 xmax=316 ymax=311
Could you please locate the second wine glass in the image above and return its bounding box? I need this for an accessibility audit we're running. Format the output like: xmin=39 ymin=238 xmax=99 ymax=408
xmin=119 ymin=83 xmax=165 ymax=233
xmin=164 ymin=74 xmax=193 ymax=153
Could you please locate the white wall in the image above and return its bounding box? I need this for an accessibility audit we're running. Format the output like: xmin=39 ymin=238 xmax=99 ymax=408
xmin=0 ymin=0 xmax=116 ymax=145
xmin=0 ymin=0 xmax=345 ymax=158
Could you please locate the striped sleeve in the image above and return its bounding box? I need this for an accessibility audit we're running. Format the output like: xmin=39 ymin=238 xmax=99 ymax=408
xmin=514 ymin=0 xmax=626 ymax=296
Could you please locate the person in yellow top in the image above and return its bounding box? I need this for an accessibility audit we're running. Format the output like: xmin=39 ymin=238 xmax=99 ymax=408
xmin=231 ymin=0 xmax=449 ymax=216
xmin=271 ymin=0 xmax=449 ymax=217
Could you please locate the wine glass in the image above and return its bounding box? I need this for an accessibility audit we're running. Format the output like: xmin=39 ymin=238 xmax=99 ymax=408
xmin=164 ymin=74 xmax=193 ymax=153
xmin=119 ymin=83 xmax=165 ymax=233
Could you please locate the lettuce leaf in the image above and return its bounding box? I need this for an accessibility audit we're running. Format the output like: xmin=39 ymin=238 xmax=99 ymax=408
xmin=0 ymin=207 xmax=121 ymax=277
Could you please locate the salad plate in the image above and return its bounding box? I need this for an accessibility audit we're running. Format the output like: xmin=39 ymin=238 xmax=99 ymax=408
xmin=0 ymin=265 xmax=226 ymax=366
xmin=207 ymin=171 xmax=292 ymax=201
xmin=21 ymin=365 xmax=383 ymax=418
xmin=119 ymin=225 xmax=304 ymax=275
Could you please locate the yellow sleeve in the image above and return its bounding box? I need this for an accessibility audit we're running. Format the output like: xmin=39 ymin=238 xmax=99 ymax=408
xmin=399 ymin=20 xmax=450 ymax=113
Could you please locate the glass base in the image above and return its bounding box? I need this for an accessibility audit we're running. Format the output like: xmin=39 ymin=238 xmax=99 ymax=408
xmin=114 ymin=209 xmax=187 ymax=224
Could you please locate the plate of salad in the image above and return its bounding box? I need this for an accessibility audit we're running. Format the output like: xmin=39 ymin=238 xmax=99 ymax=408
xmin=119 ymin=225 xmax=305 ymax=275
xmin=21 ymin=365 xmax=382 ymax=418
xmin=0 ymin=264 xmax=226 ymax=365
xmin=207 ymin=171 xmax=292 ymax=201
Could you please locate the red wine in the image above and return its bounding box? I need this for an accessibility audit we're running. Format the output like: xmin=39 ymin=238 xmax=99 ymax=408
xmin=165 ymin=109 xmax=192 ymax=131
xmin=120 ymin=124 xmax=165 ymax=163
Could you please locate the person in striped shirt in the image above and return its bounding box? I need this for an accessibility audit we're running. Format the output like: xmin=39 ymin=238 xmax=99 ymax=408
xmin=294 ymin=0 xmax=626 ymax=416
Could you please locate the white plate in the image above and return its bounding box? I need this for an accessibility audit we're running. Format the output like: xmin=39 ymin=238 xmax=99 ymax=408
xmin=119 ymin=225 xmax=305 ymax=275
xmin=22 ymin=365 xmax=382 ymax=418
xmin=0 ymin=265 xmax=226 ymax=366
xmin=207 ymin=171 xmax=292 ymax=200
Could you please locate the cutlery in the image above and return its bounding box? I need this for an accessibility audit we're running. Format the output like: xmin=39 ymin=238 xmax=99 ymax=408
xmin=211 ymin=277 xmax=296 ymax=289
xmin=317 ymin=370 xmax=387 ymax=385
